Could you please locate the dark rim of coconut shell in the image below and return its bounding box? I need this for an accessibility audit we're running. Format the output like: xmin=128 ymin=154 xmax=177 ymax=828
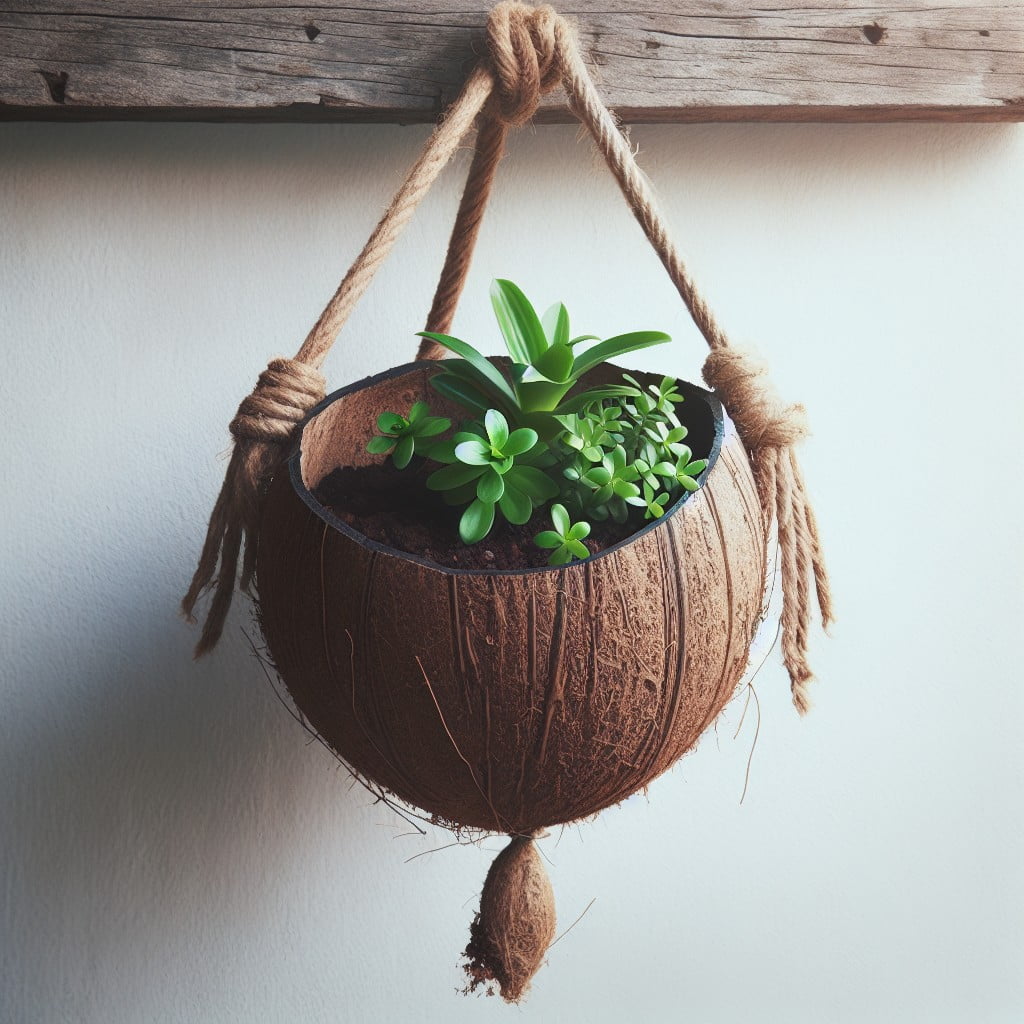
xmin=286 ymin=359 xmax=725 ymax=577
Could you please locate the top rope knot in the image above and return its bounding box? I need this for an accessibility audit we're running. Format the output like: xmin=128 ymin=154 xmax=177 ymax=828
xmin=486 ymin=1 xmax=565 ymax=125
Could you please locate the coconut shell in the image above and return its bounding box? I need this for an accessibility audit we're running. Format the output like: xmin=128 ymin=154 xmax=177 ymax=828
xmin=256 ymin=360 xmax=767 ymax=833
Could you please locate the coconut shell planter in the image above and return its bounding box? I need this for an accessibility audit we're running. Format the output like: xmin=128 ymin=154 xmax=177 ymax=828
xmin=183 ymin=0 xmax=831 ymax=1004
xmin=254 ymin=353 xmax=764 ymax=999
xmin=258 ymin=359 xmax=765 ymax=833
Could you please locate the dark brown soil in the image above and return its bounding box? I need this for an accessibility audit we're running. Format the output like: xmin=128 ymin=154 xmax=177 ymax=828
xmin=313 ymin=461 xmax=642 ymax=570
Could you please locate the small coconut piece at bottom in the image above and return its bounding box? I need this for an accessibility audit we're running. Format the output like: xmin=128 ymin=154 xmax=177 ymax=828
xmin=463 ymin=835 xmax=556 ymax=1002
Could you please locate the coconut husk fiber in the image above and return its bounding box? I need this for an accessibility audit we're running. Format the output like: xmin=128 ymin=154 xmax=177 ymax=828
xmin=464 ymin=836 xmax=556 ymax=1002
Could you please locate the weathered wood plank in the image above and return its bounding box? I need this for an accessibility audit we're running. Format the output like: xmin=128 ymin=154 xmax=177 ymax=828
xmin=1 ymin=2 xmax=1021 ymax=123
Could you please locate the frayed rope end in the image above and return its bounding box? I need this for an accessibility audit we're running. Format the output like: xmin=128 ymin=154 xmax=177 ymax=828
xmin=703 ymin=347 xmax=832 ymax=717
xmin=181 ymin=358 xmax=325 ymax=659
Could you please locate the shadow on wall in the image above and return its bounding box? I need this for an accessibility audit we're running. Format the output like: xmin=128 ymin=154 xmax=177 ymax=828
xmin=0 ymin=120 xmax=1014 ymax=218
xmin=0 ymin=575 xmax=372 ymax=1017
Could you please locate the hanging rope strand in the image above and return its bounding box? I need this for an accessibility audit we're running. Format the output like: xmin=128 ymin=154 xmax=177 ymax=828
xmin=418 ymin=2 xmax=565 ymax=357
xmin=553 ymin=26 xmax=729 ymax=353
xmin=418 ymin=116 xmax=510 ymax=357
xmin=297 ymin=65 xmax=495 ymax=369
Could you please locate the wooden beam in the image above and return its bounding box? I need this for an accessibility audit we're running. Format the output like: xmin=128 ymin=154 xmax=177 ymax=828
xmin=1 ymin=2 xmax=1022 ymax=123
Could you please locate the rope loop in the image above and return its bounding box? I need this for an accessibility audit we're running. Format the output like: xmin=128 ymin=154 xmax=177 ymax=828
xmin=230 ymin=358 xmax=326 ymax=444
xmin=486 ymin=1 xmax=563 ymax=125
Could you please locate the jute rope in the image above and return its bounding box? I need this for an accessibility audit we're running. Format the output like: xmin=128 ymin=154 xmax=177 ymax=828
xmin=419 ymin=116 xmax=509 ymax=353
xmin=183 ymin=0 xmax=832 ymax=712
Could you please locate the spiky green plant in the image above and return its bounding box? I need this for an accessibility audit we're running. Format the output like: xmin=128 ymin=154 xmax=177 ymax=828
xmin=417 ymin=279 xmax=669 ymax=437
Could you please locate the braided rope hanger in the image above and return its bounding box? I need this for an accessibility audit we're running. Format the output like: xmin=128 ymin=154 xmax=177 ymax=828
xmin=182 ymin=0 xmax=832 ymax=712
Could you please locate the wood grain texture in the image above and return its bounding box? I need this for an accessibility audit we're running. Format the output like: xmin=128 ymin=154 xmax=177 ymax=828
xmin=1 ymin=1 xmax=1021 ymax=123
xmin=255 ymin=362 xmax=768 ymax=833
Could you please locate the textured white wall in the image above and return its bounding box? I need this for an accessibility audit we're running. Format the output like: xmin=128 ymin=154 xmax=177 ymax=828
xmin=1 ymin=120 xmax=1022 ymax=1024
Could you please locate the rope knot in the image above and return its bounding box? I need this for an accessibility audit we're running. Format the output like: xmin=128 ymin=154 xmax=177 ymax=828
xmin=702 ymin=347 xmax=808 ymax=451
xmin=182 ymin=357 xmax=325 ymax=656
xmin=486 ymin=1 xmax=566 ymax=125
xmin=229 ymin=357 xmax=326 ymax=444
xmin=702 ymin=345 xmax=832 ymax=713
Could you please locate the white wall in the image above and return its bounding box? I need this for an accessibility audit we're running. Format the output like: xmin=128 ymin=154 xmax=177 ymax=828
xmin=1 ymin=119 xmax=1022 ymax=1024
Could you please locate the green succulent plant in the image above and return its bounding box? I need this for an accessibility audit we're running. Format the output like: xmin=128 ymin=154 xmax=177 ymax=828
xmin=363 ymin=280 xmax=713 ymax=562
xmin=425 ymin=410 xmax=559 ymax=543
xmin=627 ymin=482 xmax=672 ymax=521
xmin=556 ymin=372 xmax=711 ymax=529
xmin=556 ymin=407 xmax=626 ymax=463
xmin=569 ymin=444 xmax=642 ymax=520
xmin=534 ymin=504 xmax=592 ymax=566
xmin=645 ymin=444 xmax=709 ymax=494
xmin=366 ymin=401 xmax=451 ymax=468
